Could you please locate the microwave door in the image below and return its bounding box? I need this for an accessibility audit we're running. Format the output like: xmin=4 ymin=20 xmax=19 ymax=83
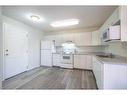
xmin=103 ymin=30 xmax=110 ymax=42
xmin=103 ymin=32 xmax=107 ymax=39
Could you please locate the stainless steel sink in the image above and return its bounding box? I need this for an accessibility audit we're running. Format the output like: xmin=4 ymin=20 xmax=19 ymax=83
xmin=96 ymin=53 xmax=114 ymax=58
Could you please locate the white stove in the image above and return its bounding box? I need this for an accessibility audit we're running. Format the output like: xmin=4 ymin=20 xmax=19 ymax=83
xmin=60 ymin=54 xmax=74 ymax=69
xmin=60 ymin=41 xmax=75 ymax=69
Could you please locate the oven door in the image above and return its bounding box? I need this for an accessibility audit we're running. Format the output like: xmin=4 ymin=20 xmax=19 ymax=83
xmin=61 ymin=55 xmax=73 ymax=64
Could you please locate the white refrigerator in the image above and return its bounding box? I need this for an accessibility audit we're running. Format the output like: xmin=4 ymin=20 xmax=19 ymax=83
xmin=41 ymin=40 xmax=54 ymax=67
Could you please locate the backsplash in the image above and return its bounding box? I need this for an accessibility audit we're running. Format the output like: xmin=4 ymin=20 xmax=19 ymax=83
xmin=55 ymin=41 xmax=127 ymax=57
xmin=75 ymin=46 xmax=105 ymax=53
xmin=104 ymin=42 xmax=127 ymax=57
xmin=55 ymin=46 xmax=105 ymax=54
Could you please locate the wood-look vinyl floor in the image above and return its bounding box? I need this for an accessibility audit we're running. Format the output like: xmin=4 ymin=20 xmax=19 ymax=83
xmin=2 ymin=67 xmax=97 ymax=89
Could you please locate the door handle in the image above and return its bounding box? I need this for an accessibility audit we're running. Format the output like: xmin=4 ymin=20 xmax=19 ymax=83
xmin=5 ymin=54 xmax=9 ymax=56
xmin=5 ymin=49 xmax=9 ymax=56
xmin=6 ymin=49 xmax=8 ymax=52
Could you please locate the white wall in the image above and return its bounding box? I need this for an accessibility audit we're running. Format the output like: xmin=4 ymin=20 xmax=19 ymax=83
xmin=0 ymin=6 xmax=3 ymax=89
xmin=3 ymin=16 xmax=44 ymax=72
xmin=28 ymin=28 xmax=43 ymax=70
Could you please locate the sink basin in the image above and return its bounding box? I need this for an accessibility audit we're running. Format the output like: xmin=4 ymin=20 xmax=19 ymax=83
xmin=96 ymin=54 xmax=114 ymax=58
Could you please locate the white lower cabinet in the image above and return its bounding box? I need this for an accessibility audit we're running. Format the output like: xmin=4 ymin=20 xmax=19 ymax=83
xmin=53 ymin=54 xmax=61 ymax=66
xmin=86 ymin=55 xmax=92 ymax=70
xmin=74 ymin=55 xmax=92 ymax=70
xmin=92 ymin=56 xmax=103 ymax=89
xmin=92 ymin=56 xmax=127 ymax=89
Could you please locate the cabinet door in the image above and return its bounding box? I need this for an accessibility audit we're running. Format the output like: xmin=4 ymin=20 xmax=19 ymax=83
xmin=120 ymin=6 xmax=127 ymax=41
xmin=92 ymin=56 xmax=97 ymax=80
xmin=61 ymin=33 xmax=74 ymax=43
xmin=92 ymin=31 xmax=101 ymax=45
xmin=96 ymin=60 xmax=102 ymax=89
xmin=74 ymin=32 xmax=92 ymax=46
xmin=92 ymin=57 xmax=103 ymax=89
xmin=86 ymin=55 xmax=92 ymax=70
xmin=53 ymin=54 xmax=61 ymax=66
xmin=44 ymin=35 xmax=62 ymax=46
xmin=92 ymin=31 xmax=96 ymax=45
xmin=55 ymin=34 xmax=63 ymax=46
xmin=74 ymin=55 xmax=87 ymax=69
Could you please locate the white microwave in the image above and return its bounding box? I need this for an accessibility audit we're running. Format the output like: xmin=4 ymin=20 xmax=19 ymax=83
xmin=102 ymin=25 xmax=120 ymax=42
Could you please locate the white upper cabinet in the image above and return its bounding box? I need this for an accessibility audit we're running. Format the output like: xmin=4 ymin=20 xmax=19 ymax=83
xmin=55 ymin=33 xmax=75 ymax=46
xmin=55 ymin=34 xmax=63 ymax=46
xmin=61 ymin=33 xmax=74 ymax=43
xmin=120 ymin=6 xmax=127 ymax=41
xmin=74 ymin=32 xmax=92 ymax=46
xmin=44 ymin=34 xmax=62 ymax=46
xmin=44 ymin=32 xmax=92 ymax=46
xmin=99 ymin=7 xmax=120 ymax=34
xmin=92 ymin=30 xmax=101 ymax=45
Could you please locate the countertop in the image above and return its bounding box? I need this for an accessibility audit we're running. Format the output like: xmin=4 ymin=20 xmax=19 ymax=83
xmin=52 ymin=52 xmax=61 ymax=54
xmin=95 ymin=55 xmax=127 ymax=65
xmin=77 ymin=52 xmax=127 ymax=65
xmin=74 ymin=52 xmax=127 ymax=65
xmin=52 ymin=52 xmax=127 ymax=65
xmin=52 ymin=52 xmax=102 ymax=55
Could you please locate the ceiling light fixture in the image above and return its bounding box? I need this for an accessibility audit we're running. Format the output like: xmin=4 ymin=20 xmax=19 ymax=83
xmin=30 ymin=15 xmax=40 ymax=22
xmin=50 ymin=19 xmax=79 ymax=27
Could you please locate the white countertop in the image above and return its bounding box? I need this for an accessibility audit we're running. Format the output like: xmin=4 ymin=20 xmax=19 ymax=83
xmin=52 ymin=52 xmax=127 ymax=65
xmin=95 ymin=56 xmax=127 ymax=65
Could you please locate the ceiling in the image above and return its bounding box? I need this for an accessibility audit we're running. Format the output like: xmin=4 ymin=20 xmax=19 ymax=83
xmin=2 ymin=6 xmax=117 ymax=32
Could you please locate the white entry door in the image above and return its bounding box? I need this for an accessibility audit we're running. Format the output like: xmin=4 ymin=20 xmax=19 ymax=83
xmin=4 ymin=23 xmax=28 ymax=79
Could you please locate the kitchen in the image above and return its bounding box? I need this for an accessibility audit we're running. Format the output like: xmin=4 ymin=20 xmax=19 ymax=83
xmin=1 ymin=6 xmax=127 ymax=89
